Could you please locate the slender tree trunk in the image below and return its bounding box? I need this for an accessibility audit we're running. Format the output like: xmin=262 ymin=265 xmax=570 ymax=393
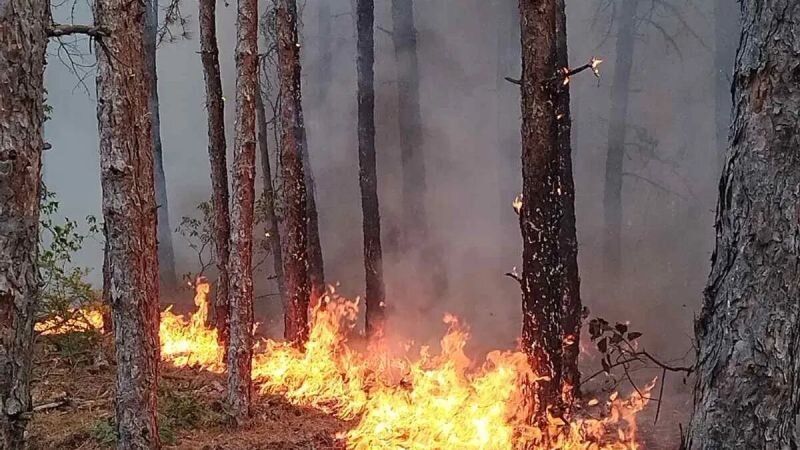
xmin=277 ymin=0 xmax=311 ymax=344
xmin=199 ymin=0 xmax=231 ymax=346
xmin=357 ymin=0 xmax=386 ymax=339
xmin=686 ymin=2 xmax=800 ymax=448
xmin=518 ymin=0 xmax=564 ymax=422
xmin=713 ymin=0 xmax=739 ymax=162
xmin=554 ymin=0 xmax=581 ymax=405
xmin=94 ymin=0 xmax=161 ymax=444
xmin=495 ymin=0 xmax=520 ymax=224
xmin=391 ymin=0 xmax=427 ymax=244
xmin=301 ymin=129 xmax=325 ymax=306
xmin=145 ymin=0 xmax=177 ymax=289
xmin=225 ymin=0 xmax=258 ymax=423
xmin=0 ymin=1 xmax=48 ymax=446
xmin=316 ymin=1 xmax=332 ymax=104
xmin=255 ymin=78 xmax=286 ymax=309
xmin=602 ymin=0 xmax=637 ymax=279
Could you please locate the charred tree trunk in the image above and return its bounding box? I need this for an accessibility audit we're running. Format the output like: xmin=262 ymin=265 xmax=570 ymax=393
xmin=277 ymin=0 xmax=311 ymax=344
xmin=225 ymin=0 xmax=258 ymax=423
xmin=357 ymin=0 xmax=386 ymax=339
xmin=145 ymin=0 xmax=177 ymax=289
xmin=602 ymin=0 xmax=637 ymax=279
xmin=301 ymin=130 xmax=325 ymax=306
xmin=255 ymin=78 xmax=286 ymax=309
xmin=199 ymin=0 xmax=231 ymax=346
xmin=686 ymin=2 xmax=800 ymax=448
xmin=713 ymin=0 xmax=739 ymax=162
xmin=0 ymin=1 xmax=48 ymax=446
xmin=518 ymin=0 xmax=564 ymax=421
xmin=554 ymin=0 xmax=581 ymax=404
xmin=391 ymin=0 xmax=427 ymax=245
xmin=94 ymin=0 xmax=161 ymax=444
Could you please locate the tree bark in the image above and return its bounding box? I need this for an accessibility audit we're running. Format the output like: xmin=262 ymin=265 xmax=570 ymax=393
xmin=554 ymin=0 xmax=581 ymax=405
xmin=145 ymin=0 xmax=178 ymax=290
xmin=277 ymin=0 xmax=311 ymax=345
xmin=94 ymin=0 xmax=161 ymax=444
xmin=225 ymin=0 xmax=258 ymax=423
xmin=0 ymin=1 xmax=48 ymax=446
xmin=602 ymin=0 xmax=637 ymax=280
xmin=199 ymin=0 xmax=231 ymax=347
xmin=518 ymin=0 xmax=564 ymax=422
xmin=687 ymin=2 xmax=800 ymax=448
xmin=255 ymin=78 xmax=286 ymax=310
xmin=391 ymin=0 xmax=428 ymax=244
xmin=357 ymin=0 xmax=386 ymax=340
xmin=713 ymin=0 xmax=739 ymax=163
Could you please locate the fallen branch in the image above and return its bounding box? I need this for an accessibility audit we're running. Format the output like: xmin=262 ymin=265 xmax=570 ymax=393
xmin=48 ymin=24 xmax=109 ymax=38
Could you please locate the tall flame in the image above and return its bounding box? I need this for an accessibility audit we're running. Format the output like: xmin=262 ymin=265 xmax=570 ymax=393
xmin=38 ymin=282 xmax=651 ymax=448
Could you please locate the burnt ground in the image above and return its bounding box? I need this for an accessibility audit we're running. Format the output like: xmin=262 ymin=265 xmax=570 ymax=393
xmin=27 ymin=331 xmax=688 ymax=449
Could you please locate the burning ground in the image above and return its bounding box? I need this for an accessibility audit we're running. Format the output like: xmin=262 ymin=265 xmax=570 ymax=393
xmin=29 ymin=282 xmax=668 ymax=449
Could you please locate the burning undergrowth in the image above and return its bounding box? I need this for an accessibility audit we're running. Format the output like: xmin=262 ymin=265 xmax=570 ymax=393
xmin=36 ymin=281 xmax=653 ymax=449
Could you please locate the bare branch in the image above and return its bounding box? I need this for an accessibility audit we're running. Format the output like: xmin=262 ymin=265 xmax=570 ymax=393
xmin=48 ymin=23 xmax=109 ymax=38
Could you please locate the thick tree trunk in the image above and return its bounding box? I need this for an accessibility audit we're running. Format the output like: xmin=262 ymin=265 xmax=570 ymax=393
xmin=518 ymin=0 xmax=564 ymax=422
xmin=602 ymin=0 xmax=637 ymax=279
xmin=0 ymin=1 xmax=48 ymax=446
xmin=94 ymin=0 xmax=161 ymax=444
xmin=225 ymin=0 xmax=258 ymax=423
xmin=199 ymin=0 xmax=231 ymax=347
xmin=277 ymin=0 xmax=311 ymax=344
xmin=390 ymin=0 xmax=427 ymax=244
xmin=357 ymin=0 xmax=386 ymax=340
xmin=145 ymin=0 xmax=177 ymax=289
xmin=255 ymin=79 xmax=286 ymax=309
xmin=713 ymin=0 xmax=739 ymax=162
xmin=554 ymin=0 xmax=581 ymax=405
xmin=687 ymin=2 xmax=800 ymax=448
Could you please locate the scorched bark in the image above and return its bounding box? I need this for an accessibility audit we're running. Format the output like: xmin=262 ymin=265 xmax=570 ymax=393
xmin=94 ymin=0 xmax=161 ymax=443
xmin=687 ymin=1 xmax=800 ymax=448
xmin=0 ymin=0 xmax=48 ymax=446
xmin=225 ymin=0 xmax=258 ymax=422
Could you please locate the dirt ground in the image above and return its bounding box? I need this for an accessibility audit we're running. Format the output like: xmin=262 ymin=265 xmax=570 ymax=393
xmin=27 ymin=331 xmax=687 ymax=449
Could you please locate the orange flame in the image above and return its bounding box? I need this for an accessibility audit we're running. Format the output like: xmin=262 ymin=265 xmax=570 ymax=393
xmin=37 ymin=282 xmax=652 ymax=448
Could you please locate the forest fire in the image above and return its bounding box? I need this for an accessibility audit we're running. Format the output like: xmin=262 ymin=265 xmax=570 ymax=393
xmin=38 ymin=282 xmax=652 ymax=449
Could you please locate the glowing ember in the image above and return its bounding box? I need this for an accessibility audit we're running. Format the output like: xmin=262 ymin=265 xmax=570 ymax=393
xmin=37 ymin=282 xmax=652 ymax=448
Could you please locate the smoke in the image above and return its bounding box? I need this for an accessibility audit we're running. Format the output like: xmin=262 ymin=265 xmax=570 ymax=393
xmin=43 ymin=0 xmax=719 ymax=374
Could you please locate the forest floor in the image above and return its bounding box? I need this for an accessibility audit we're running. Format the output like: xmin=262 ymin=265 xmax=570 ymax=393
xmin=27 ymin=330 xmax=689 ymax=450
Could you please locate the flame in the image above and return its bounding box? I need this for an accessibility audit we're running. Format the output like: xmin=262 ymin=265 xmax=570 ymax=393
xmin=36 ymin=309 xmax=105 ymax=335
xmin=513 ymin=194 xmax=523 ymax=214
xmin=37 ymin=282 xmax=651 ymax=448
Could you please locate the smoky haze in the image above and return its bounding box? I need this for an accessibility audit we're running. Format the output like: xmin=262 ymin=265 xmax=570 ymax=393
xmin=44 ymin=0 xmax=718 ymax=394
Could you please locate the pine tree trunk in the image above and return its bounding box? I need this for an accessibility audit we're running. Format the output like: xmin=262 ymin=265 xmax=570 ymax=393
xmin=713 ymin=0 xmax=739 ymax=162
xmin=602 ymin=0 xmax=637 ymax=279
xmin=301 ymin=131 xmax=326 ymax=306
xmin=686 ymin=2 xmax=800 ymax=448
xmin=518 ymin=0 xmax=564 ymax=421
xmin=554 ymin=0 xmax=581 ymax=405
xmin=357 ymin=0 xmax=387 ymax=339
xmin=225 ymin=0 xmax=258 ymax=423
xmin=94 ymin=0 xmax=161 ymax=443
xmin=0 ymin=1 xmax=48 ymax=446
xmin=199 ymin=0 xmax=231 ymax=346
xmin=277 ymin=0 xmax=312 ymax=344
xmin=145 ymin=0 xmax=177 ymax=289
xmin=255 ymin=79 xmax=286 ymax=309
xmin=391 ymin=0 xmax=428 ymax=244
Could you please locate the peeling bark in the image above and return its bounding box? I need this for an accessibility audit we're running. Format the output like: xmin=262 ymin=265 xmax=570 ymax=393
xmin=277 ymin=0 xmax=311 ymax=345
xmin=357 ymin=0 xmax=386 ymax=340
xmin=199 ymin=0 xmax=231 ymax=347
xmin=687 ymin=2 xmax=800 ymax=448
xmin=0 ymin=0 xmax=48 ymax=446
xmin=602 ymin=0 xmax=637 ymax=279
xmin=518 ymin=0 xmax=564 ymax=421
xmin=255 ymin=78 xmax=286 ymax=310
xmin=145 ymin=0 xmax=177 ymax=289
xmin=554 ymin=0 xmax=581 ymax=405
xmin=225 ymin=0 xmax=259 ymax=422
xmin=94 ymin=0 xmax=161 ymax=444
